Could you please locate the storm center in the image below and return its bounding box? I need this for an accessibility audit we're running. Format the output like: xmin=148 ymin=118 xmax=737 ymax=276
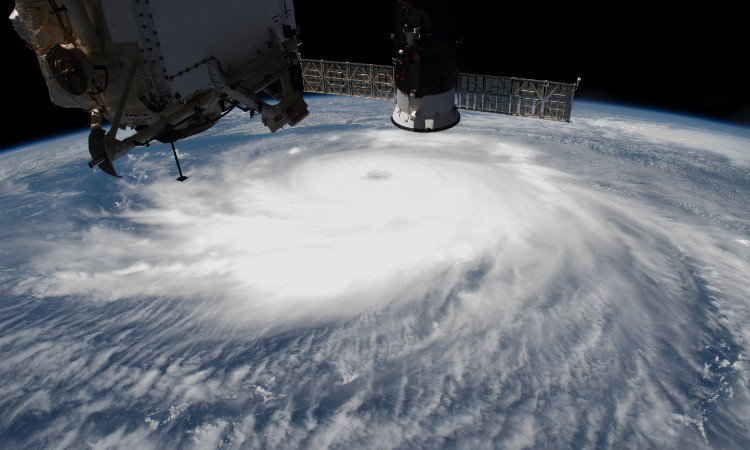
xmin=365 ymin=169 xmax=393 ymax=180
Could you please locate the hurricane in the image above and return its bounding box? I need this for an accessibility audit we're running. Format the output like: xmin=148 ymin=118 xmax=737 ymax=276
xmin=1 ymin=96 xmax=748 ymax=448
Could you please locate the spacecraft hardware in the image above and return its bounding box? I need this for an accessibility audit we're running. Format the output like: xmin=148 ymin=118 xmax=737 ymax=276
xmin=10 ymin=0 xmax=308 ymax=178
xmin=390 ymin=0 xmax=460 ymax=132
xmin=10 ymin=0 xmax=579 ymax=179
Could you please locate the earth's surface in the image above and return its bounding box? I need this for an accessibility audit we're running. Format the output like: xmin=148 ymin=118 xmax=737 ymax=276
xmin=1 ymin=95 xmax=749 ymax=448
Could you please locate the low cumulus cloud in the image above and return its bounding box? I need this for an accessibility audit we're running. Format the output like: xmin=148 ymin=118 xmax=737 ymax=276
xmin=1 ymin=97 xmax=749 ymax=448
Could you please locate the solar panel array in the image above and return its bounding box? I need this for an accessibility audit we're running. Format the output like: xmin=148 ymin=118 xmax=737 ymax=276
xmin=301 ymin=59 xmax=579 ymax=122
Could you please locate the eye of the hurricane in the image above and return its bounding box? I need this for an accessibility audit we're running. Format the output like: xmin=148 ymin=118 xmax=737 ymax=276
xmin=365 ymin=169 xmax=393 ymax=180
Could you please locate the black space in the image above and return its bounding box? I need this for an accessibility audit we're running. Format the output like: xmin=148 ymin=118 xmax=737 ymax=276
xmin=3 ymin=1 xmax=748 ymax=150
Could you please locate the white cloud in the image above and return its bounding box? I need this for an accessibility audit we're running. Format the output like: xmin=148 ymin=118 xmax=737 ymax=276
xmin=1 ymin=97 xmax=749 ymax=448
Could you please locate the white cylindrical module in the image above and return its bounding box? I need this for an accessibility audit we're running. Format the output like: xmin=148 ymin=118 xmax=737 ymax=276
xmin=391 ymin=0 xmax=459 ymax=133
xmin=391 ymin=88 xmax=459 ymax=132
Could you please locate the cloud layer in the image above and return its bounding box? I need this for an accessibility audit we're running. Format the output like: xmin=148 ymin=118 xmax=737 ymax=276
xmin=1 ymin=97 xmax=749 ymax=448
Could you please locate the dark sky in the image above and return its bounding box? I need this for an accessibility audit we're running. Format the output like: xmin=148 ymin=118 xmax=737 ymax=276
xmin=3 ymin=1 xmax=747 ymax=150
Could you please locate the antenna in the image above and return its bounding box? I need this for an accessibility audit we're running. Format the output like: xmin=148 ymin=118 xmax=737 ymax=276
xmin=170 ymin=142 xmax=188 ymax=182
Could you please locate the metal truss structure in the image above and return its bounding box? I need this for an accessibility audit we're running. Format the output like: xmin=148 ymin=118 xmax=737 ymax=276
xmin=301 ymin=59 xmax=579 ymax=122
xmin=301 ymin=60 xmax=396 ymax=100
xmin=456 ymin=74 xmax=577 ymax=122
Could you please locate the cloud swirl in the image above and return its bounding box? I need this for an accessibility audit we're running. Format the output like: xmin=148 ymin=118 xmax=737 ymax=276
xmin=1 ymin=97 xmax=749 ymax=448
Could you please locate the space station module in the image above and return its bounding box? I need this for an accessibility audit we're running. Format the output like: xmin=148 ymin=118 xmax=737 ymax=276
xmin=10 ymin=0 xmax=308 ymax=176
xmin=391 ymin=0 xmax=460 ymax=132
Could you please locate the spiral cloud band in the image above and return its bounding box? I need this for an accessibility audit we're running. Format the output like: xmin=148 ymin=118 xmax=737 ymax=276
xmin=0 ymin=96 xmax=748 ymax=448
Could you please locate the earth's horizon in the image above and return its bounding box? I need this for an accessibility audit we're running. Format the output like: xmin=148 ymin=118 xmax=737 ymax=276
xmin=1 ymin=96 xmax=748 ymax=448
